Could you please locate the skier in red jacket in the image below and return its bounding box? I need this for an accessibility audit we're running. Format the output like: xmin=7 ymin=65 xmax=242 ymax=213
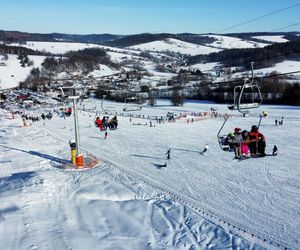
xmin=248 ymin=125 xmax=266 ymax=157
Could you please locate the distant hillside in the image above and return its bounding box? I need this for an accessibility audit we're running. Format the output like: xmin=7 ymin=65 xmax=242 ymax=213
xmin=226 ymin=31 xmax=299 ymax=40
xmin=188 ymin=39 xmax=300 ymax=69
xmin=104 ymin=33 xmax=217 ymax=48
xmin=129 ymin=38 xmax=221 ymax=56
xmin=1 ymin=30 xmax=299 ymax=48
xmin=103 ymin=32 xmax=300 ymax=48
xmin=49 ymin=33 xmax=123 ymax=43
xmin=104 ymin=33 xmax=175 ymax=47
xmin=0 ymin=30 xmax=122 ymax=44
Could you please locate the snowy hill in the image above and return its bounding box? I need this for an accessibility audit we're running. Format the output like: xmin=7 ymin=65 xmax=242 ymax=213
xmin=0 ymin=54 xmax=46 ymax=89
xmin=129 ymin=38 xmax=221 ymax=55
xmin=8 ymin=41 xmax=132 ymax=55
xmin=0 ymin=99 xmax=299 ymax=249
xmin=251 ymin=35 xmax=289 ymax=43
xmin=201 ymin=34 xmax=269 ymax=49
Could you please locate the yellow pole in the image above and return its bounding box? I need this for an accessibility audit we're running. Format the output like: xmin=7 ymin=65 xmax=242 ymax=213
xmin=71 ymin=148 xmax=77 ymax=164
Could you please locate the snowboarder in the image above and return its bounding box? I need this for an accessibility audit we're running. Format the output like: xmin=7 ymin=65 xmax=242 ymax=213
xmin=202 ymin=144 xmax=209 ymax=153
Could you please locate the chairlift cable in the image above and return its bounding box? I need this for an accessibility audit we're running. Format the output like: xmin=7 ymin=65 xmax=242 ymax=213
xmin=216 ymin=3 xmax=300 ymax=33
xmin=270 ymin=22 xmax=300 ymax=32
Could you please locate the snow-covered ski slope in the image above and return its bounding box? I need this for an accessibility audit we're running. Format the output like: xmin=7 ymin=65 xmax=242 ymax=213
xmin=1 ymin=99 xmax=299 ymax=249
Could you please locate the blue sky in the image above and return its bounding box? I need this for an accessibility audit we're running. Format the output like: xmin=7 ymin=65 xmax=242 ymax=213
xmin=1 ymin=0 xmax=299 ymax=34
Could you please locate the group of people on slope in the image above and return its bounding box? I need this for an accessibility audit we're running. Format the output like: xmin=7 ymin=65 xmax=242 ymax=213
xmin=227 ymin=125 xmax=266 ymax=159
xmin=95 ymin=115 xmax=118 ymax=131
xmin=41 ymin=112 xmax=53 ymax=120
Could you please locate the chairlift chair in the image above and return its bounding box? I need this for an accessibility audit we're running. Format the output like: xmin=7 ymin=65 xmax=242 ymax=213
xmin=227 ymin=78 xmax=263 ymax=114
xmin=100 ymin=95 xmax=118 ymax=113
xmin=101 ymin=95 xmax=108 ymax=113
xmin=217 ymin=113 xmax=264 ymax=151
xmin=217 ymin=116 xmax=230 ymax=151
xmin=228 ymin=62 xmax=263 ymax=115
xmin=123 ymin=96 xmax=143 ymax=112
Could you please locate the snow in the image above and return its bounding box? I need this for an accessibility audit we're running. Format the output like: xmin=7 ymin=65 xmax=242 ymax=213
xmin=190 ymin=62 xmax=220 ymax=72
xmin=202 ymin=35 xmax=268 ymax=49
xmin=106 ymin=51 xmax=143 ymax=63
xmin=252 ymin=35 xmax=289 ymax=43
xmin=254 ymin=60 xmax=300 ymax=75
xmin=230 ymin=60 xmax=300 ymax=79
xmin=0 ymin=54 xmax=46 ymax=90
xmin=87 ymin=65 xmax=118 ymax=78
xmin=130 ymin=38 xmax=221 ymax=55
xmin=8 ymin=41 xmax=133 ymax=55
xmin=1 ymin=98 xmax=300 ymax=249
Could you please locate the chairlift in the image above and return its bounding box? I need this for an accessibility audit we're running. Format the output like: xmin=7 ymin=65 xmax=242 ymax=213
xmin=101 ymin=95 xmax=108 ymax=113
xmin=100 ymin=95 xmax=117 ymax=113
xmin=217 ymin=116 xmax=230 ymax=151
xmin=59 ymin=86 xmax=88 ymax=102
xmin=227 ymin=62 xmax=263 ymax=115
xmin=217 ymin=114 xmax=264 ymax=151
xmin=123 ymin=96 xmax=143 ymax=112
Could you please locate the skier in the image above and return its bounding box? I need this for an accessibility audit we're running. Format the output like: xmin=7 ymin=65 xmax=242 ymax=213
xmin=257 ymin=132 xmax=266 ymax=157
xmin=280 ymin=117 xmax=284 ymax=126
xmin=226 ymin=132 xmax=235 ymax=152
xmin=275 ymin=119 xmax=278 ymax=126
xmin=233 ymin=127 xmax=243 ymax=159
xmin=202 ymin=144 xmax=209 ymax=153
xmin=272 ymin=145 xmax=278 ymax=156
xmin=161 ymin=149 xmax=171 ymax=167
xmin=241 ymin=130 xmax=250 ymax=157
xmin=248 ymin=125 xmax=266 ymax=157
xmin=104 ymin=131 xmax=108 ymax=139
xmin=95 ymin=117 xmax=101 ymax=127
xmin=165 ymin=149 xmax=171 ymax=160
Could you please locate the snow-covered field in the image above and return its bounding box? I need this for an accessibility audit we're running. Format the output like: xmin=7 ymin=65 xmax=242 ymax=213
xmin=202 ymin=35 xmax=268 ymax=49
xmin=254 ymin=60 xmax=300 ymax=75
xmin=252 ymin=35 xmax=289 ymax=43
xmin=0 ymin=54 xmax=46 ymax=89
xmin=189 ymin=62 xmax=220 ymax=73
xmin=1 ymin=99 xmax=299 ymax=249
xmin=130 ymin=38 xmax=221 ymax=55
xmin=228 ymin=60 xmax=300 ymax=80
xmin=8 ymin=41 xmax=130 ymax=55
